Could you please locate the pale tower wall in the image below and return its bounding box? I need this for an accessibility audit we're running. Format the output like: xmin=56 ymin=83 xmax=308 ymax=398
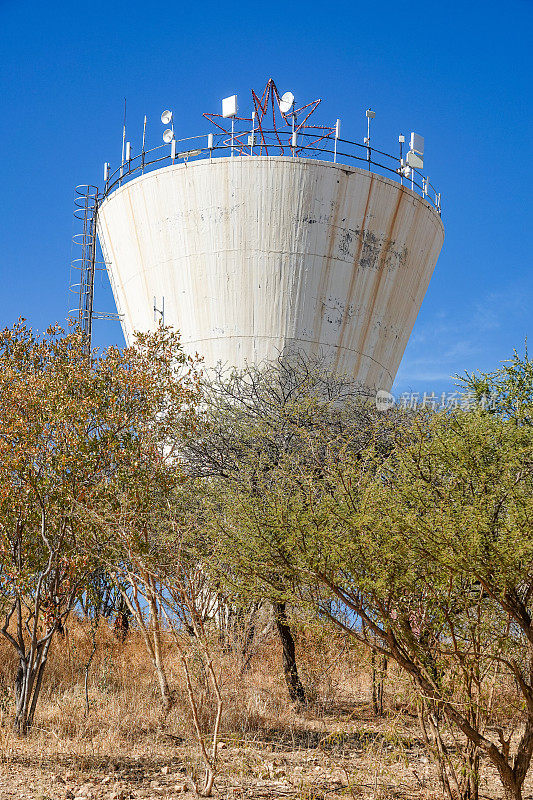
xmin=97 ymin=155 xmax=444 ymax=391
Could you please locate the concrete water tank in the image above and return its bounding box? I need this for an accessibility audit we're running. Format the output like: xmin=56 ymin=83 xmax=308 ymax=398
xmin=96 ymin=97 xmax=443 ymax=391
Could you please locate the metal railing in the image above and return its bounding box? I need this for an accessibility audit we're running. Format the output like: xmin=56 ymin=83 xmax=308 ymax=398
xmin=102 ymin=130 xmax=442 ymax=214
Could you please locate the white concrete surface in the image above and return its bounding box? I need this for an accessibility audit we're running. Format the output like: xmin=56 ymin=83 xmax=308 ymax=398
xmin=97 ymin=156 xmax=444 ymax=390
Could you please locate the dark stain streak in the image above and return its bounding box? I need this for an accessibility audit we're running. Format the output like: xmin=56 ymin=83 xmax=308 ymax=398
xmin=332 ymin=174 xmax=375 ymax=369
xmin=311 ymin=175 xmax=348 ymax=339
xmin=338 ymin=230 xmax=353 ymax=257
xmin=354 ymin=190 xmax=405 ymax=373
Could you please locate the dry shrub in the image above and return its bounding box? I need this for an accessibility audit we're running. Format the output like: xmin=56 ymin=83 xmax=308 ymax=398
xmin=0 ymin=611 xmax=376 ymax=743
xmin=0 ymin=611 xmax=520 ymax=753
xmin=0 ymin=611 xmax=527 ymax=800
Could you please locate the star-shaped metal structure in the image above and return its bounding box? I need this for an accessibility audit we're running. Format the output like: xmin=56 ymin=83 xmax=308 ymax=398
xmin=203 ymin=78 xmax=335 ymax=156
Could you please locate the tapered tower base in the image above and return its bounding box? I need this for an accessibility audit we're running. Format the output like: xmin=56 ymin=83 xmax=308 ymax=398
xmin=97 ymin=156 xmax=444 ymax=390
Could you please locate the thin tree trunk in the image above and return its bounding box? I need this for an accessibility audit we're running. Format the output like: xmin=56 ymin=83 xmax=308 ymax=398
xmin=84 ymin=624 xmax=98 ymax=716
xmin=119 ymin=578 xmax=174 ymax=719
xmin=147 ymin=583 xmax=174 ymax=718
xmin=27 ymin=637 xmax=53 ymax=729
xmin=14 ymin=661 xmax=28 ymax=735
xmin=273 ymin=602 xmax=306 ymax=705
xmin=371 ymin=650 xmax=386 ymax=716
xmin=14 ymin=643 xmax=52 ymax=735
xmin=240 ymin=609 xmax=257 ymax=675
xmin=470 ymin=754 xmax=480 ymax=800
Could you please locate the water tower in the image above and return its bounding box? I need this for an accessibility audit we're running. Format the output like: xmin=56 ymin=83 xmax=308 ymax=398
xmin=72 ymin=80 xmax=444 ymax=390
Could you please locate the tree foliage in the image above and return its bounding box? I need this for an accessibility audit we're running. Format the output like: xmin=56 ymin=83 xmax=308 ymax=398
xmin=181 ymin=357 xmax=384 ymax=703
xmin=0 ymin=321 xmax=200 ymax=733
xmin=204 ymin=354 xmax=533 ymax=800
xmin=3 ymin=318 xmax=533 ymax=800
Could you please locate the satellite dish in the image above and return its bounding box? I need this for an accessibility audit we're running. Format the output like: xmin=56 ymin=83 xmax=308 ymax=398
xmin=161 ymin=110 xmax=173 ymax=125
xmin=162 ymin=129 xmax=174 ymax=144
xmin=279 ymin=91 xmax=295 ymax=114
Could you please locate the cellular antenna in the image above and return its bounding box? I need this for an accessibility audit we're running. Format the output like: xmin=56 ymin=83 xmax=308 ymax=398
xmin=120 ymin=97 xmax=127 ymax=185
xmin=161 ymin=109 xmax=175 ymax=144
xmin=406 ymin=132 xmax=424 ymax=177
xmin=279 ymin=91 xmax=295 ymax=114
xmin=364 ymin=108 xmax=375 ymax=169
xmin=221 ymin=95 xmax=238 ymax=156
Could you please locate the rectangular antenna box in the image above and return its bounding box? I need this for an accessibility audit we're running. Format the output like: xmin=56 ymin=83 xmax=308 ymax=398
xmin=222 ymin=95 xmax=238 ymax=118
xmin=410 ymin=132 xmax=424 ymax=155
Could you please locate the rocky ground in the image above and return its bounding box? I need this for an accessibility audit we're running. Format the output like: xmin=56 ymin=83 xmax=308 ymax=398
xmin=0 ymin=623 xmax=530 ymax=799
xmin=0 ymin=702 xmax=526 ymax=800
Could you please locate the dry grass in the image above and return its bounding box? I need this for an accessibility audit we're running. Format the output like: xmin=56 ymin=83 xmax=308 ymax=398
xmin=0 ymin=615 xmax=528 ymax=800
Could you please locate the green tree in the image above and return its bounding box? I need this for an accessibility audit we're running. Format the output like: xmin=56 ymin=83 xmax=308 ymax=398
xmin=84 ymin=477 xmax=224 ymax=796
xmin=205 ymin=355 xmax=533 ymax=800
xmin=181 ymin=356 xmax=379 ymax=705
xmin=458 ymin=345 xmax=533 ymax=425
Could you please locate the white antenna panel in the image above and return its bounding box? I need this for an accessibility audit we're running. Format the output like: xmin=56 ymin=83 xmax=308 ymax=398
xmin=410 ymin=132 xmax=424 ymax=155
xmin=161 ymin=110 xmax=173 ymax=125
xmin=222 ymin=95 xmax=238 ymax=118
xmin=162 ymin=129 xmax=174 ymax=144
xmin=178 ymin=148 xmax=202 ymax=159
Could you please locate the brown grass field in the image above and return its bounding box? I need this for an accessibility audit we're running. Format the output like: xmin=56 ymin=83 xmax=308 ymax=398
xmin=0 ymin=615 xmax=529 ymax=800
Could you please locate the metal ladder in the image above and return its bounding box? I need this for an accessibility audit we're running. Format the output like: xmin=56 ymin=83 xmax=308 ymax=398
xmin=69 ymin=185 xmax=120 ymax=347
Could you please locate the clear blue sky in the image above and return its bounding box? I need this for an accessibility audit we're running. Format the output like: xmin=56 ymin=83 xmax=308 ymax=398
xmin=1 ymin=0 xmax=531 ymax=396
